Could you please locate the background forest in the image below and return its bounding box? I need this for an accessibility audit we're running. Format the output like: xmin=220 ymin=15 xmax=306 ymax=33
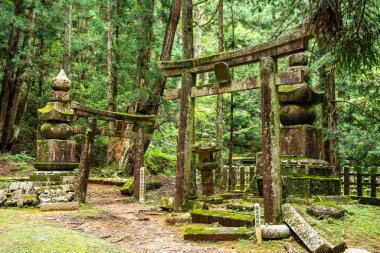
xmin=1 ymin=0 xmax=379 ymax=176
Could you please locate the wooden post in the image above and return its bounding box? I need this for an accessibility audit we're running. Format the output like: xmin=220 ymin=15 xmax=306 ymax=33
xmin=260 ymin=56 xmax=282 ymax=224
xmin=228 ymin=165 xmax=235 ymax=192
xmin=240 ymin=166 xmax=245 ymax=191
xmin=222 ymin=165 xmax=228 ymax=189
xmin=254 ymin=203 xmax=262 ymax=244
xmin=370 ymin=173 xmax=376 ymax=198
xmin=75 ymin=117 xmax=96 ymax=203
xmin=357 ymin=169 xmax=363 ymax=197
xmin=249 ymin=165 xmax=255 ymax=190
xmin=344 ymin=166 xmax=349 ymax=195
xmin=133 ymin=125 xmax=144 ymax=200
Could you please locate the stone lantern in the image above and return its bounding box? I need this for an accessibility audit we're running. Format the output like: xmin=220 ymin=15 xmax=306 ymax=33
xmin=193 ymin=133 xmax=219 ymax=196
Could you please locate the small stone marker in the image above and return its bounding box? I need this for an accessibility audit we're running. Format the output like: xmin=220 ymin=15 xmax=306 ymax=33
xmin=40 ymin=202 xmax=79 ymax=211
xmin=139 ymin=167 xmax=145 ymax=203
xmin=254 ymin=203 xmax=262 ymax=244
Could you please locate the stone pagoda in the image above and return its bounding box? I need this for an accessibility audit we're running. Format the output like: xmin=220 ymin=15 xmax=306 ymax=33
xmin=31 ymin=70 xmax=78 ymax=184
xmin=256 ymin=53 xmax=340 ymax=198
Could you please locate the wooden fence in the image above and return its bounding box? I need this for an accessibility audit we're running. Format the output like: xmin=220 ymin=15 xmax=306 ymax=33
xmin=341 ymin=167 xmax=380 ymax=197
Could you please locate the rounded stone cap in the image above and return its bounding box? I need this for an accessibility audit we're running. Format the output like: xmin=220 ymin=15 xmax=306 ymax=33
xmin=51 ymin=69 xmax=71 ymax=91
xmin=289 ymin=53 xmax=308 ymax=67
xmin=201 ymin=133 xmax=209 ymax=139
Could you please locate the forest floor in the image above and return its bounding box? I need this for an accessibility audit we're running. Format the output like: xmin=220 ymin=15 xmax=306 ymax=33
xmin=1 ymin=155 xmax=380 ymax=252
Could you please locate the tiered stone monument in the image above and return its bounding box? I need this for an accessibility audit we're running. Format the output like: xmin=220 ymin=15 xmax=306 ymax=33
xmin=31 ymin=70 xmax=78 ymax=184
xmin=193 ymin=133 xmax=219 ymax=196
xmin=256 ymin=53 xmax=340 ymax=198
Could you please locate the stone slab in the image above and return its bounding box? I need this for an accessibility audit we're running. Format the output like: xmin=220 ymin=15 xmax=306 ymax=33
xmin=40 ymin=202 xmax=79 ymax=211
xmin=29 ymin=171 xmax=76 ymax=182
xmin=191 ymin=209 xmax=254 ymax=227
xmin=226 ymin=200 xmax=255 ymax=211
xmin=283 ymin=204 xmax=331 ymax=253
xmin=166 ymin=213 xmax=192 ymax=225
xmin=196 ymin=195 xmax=223 ymax=204
xmin=298 ymin=208 xmax=347 ymax=253
xmin=184 ymin=225 xmax=252 ymax=241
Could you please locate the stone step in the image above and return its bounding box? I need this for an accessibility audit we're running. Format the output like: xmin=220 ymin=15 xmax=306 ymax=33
xmin=184 ymin=225 xmax=252 ymax=241
xmin=283 ymin=204 xmax=347 ymax=253
xmin=226 ymin=200 xmax=255 ymax=211
xmin=184 ymin=224 xmax=291 ymax=241
xmin=191 ymin=209 xmax=254 ymax=227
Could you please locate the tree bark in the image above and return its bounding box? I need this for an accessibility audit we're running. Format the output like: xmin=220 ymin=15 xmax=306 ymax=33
xmin=109 ymin=0 xmax=155 ymax=172
xmin=0 ymin=0 xmax=24 ymax=150
xmin=113 ymin=0 xmax=181 ymax=173
xmin=133 ymin=126 xmax=144 ymax=199
xmin=76 ymin=117 xmax=97 ymax=203
xmin=107 ymin=0 xmax=114 ymax=111
xmin=174 ymin=0 xmax=194 ymax=211
xmin=1 ymin=1 xmax=36 ymax=151
xmin=63 ymin=2 xmax=72 ymax=75
xmin=215 ymin=0 xmax=224 ymax=188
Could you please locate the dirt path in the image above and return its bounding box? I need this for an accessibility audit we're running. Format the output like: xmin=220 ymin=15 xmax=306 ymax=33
xmin=38 ymin=184 xmax=235 ymax=253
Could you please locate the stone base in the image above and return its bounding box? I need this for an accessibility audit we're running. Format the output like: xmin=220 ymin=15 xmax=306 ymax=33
xmin=184 ymin=225 xmax=252 ymax=241
xmin=191 ymin=209 xmax=254 ymax=227
xmin=256 ymin=176 xmax=340 ymax=198
xmin=40 ymin=202 xmax=79 ymax=211
xmin=29 ymin=171 xmax=76 ymax=184
xmin=256 ymin=155 xmax=333 ymax=177
xmin=35 ymin=139 xmax=78 ymax=168
xmin=281 ymin=125 xmax=323 ymax=160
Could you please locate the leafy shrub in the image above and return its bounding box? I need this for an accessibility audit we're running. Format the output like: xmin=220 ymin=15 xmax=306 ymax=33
xmin=144 ymin=148 xmax=176 ymax=175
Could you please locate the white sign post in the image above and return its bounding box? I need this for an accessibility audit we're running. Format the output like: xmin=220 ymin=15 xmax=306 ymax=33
xmin=139 ymin=167 xmax=145 ymax=203
xmin=254 ymin=203 xmax=262 ymax=244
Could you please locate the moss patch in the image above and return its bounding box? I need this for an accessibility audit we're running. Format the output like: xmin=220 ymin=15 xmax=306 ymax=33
xmin=0 ymin=209 xmax=128 ymax=253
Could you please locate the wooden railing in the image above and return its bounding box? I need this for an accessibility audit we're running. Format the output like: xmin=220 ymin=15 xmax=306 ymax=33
xmin=341 ymin=167 xmax=380 ymax=197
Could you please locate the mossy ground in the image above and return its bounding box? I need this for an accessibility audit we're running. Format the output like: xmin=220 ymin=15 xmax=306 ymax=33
xmin=293 ymin=202 xmax=380 ymax=252
xmin=0 ymin=208 xmax=129 ymax=253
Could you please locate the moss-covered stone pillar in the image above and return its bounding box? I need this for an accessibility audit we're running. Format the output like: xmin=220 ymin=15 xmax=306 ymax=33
xmin=260 ymin=56 xmax=282 ymax=224
xmin=32 ymin=70 xmax=78 ymax=183
xmin=193 ymin=133 xmax=219 ymax=196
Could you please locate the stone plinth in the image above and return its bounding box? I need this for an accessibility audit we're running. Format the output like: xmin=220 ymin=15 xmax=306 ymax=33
xmin=257 ymin=176 xmax=340 ymax=198
xmin=281 ymin=125 xmax=323 ymax=160
xmin=35 ymin=140 xmax=78 ymax=170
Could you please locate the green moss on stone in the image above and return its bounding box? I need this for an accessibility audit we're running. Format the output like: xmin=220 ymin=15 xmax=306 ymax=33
xmin=120 ymin=178 xmax=134 ymax=196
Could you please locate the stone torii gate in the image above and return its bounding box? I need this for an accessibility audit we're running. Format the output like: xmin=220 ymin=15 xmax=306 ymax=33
xmin=33 ymin=70 xmax=154 ymax=202
xmin=158 ymin=31 xmax=313 ymax=223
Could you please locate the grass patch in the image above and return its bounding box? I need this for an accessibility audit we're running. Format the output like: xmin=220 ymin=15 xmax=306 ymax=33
xmin=0 ymin=209 xmax=129 ymax=253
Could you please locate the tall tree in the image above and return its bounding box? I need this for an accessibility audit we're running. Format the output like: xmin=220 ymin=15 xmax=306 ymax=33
xmin=174 ymin=0 xmax=194 ymax=210
xmin=63 ymin=1 xmax=72 ymax=74
xmin=107 ymin=0 xmax=115 ymax=124
xmin=215 ymin=0 xmax=224 ymax=187
xmin=0 ymin=0 xmax=35 ymax=151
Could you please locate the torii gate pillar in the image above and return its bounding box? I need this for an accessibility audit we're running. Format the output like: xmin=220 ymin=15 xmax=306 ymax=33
xmin=260 ymin=56 xmax=282 ymax=224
